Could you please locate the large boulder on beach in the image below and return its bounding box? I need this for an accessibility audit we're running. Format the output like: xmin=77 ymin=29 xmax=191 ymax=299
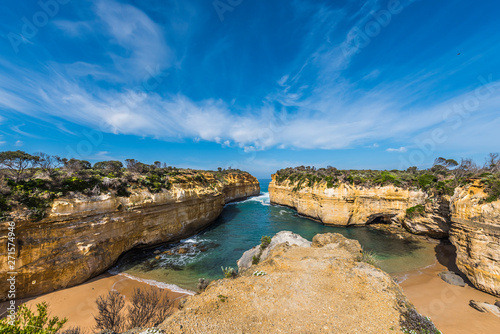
xmin=161 ymin=232 xmax=439 ymax=333
xmin=469 ymin=300 xmax=500 ymax=317
xmin=438 ymin=271 xmax=466 ymax=287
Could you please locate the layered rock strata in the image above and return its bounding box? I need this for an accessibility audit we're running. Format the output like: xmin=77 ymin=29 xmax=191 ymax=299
xmin=0 ymin=173 xmax=260 ymax=300
xmin=268 ymin=175 xmax=450 ymax=237
xmin=449 ymin=181 xmax=500 ymax=296
xmin=269 ymin=176 xmax=500 ymax=296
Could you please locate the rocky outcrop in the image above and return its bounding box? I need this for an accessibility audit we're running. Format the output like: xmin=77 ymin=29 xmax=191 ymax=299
xmin=0 ymin=173 xmax=259 ymax=300
xmin=469 ymin=300 xmax=500 ymax=317
xmin=160 ymin=232 xmax=439 ymax=333
xmin=449 ymin=180 xmax=500 ymax=296
xmin=268 ymin=175 xmax=450 ymax=238
xmin=269 ymin=176 xmax=500 ymax=297
xmin=237 ymin=231 xmax=311 ymax=270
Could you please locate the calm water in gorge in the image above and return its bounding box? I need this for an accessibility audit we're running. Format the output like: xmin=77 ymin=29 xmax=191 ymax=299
xmin=113 ymin=180 xmax=437 ymax=292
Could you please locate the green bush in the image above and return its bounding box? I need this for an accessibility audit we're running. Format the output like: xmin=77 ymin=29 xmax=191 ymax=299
xmin=221 ymin=266 xmax=237 ymax=278
xmin=0 ymin=302 xmax=67 ymax=333
xmin=406 ymin=205 xmax=425 ymax=219
xmin=374 ymin=171 xmax=400 ymax=186
xmin=417 ymin=174 xmax=437 ymax=189
xmin=260 ymin=236 xmax=272 ymax=250
xmin=358 ymin=249 xmax=379 ymax=267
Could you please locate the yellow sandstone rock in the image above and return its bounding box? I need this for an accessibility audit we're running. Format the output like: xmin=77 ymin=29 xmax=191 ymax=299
xmin=0 ymin=173 xmax=259 ymax=300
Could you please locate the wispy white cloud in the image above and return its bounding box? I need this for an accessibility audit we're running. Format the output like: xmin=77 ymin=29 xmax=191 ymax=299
xmin=52 ymin=0 xmax=171 ymax=83
xmin=1 ymin=0 xmax=499 ymax=157
xmin=386 ymin=147 xmax=407 ymax=153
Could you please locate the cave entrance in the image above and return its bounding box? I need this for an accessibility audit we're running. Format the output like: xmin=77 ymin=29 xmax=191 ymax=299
xmin=366 ymin=214 xmax=394 ymax=225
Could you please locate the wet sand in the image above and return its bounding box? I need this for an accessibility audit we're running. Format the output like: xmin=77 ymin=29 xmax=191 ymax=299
xmin=0 ymin=273 xmax=191 ymax=333
xmin=399 ymin=241 xmax=500 ymax=334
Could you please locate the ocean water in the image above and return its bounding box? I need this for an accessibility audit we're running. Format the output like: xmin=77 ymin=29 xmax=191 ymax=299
xmin=112 ymin=180 xmax=437 ymax=292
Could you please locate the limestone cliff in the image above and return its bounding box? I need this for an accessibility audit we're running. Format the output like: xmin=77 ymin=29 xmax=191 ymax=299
xmin=0 ymin=173 xmax=259 ymax=300
xmin=268 ymin=174 xmax=450 ymax=238
xmin=160 ymin=232 xmax=439 ymax=333
xmin=269 ymin=175 xmax=500 ymax=297
xmin=449 ymin=180 xmax=500 ymax=296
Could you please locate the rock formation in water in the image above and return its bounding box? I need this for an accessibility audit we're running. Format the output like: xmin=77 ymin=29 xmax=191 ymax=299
xmin=160 ymin=232 xmax=440 ymax=333
xmin=269 ymin=175 xmax=500 ymax=297
xmin=0 ymin=172 xmax=259 ymax=300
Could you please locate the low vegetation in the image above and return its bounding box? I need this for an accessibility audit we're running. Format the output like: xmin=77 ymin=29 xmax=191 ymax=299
xmin=405 ymin=205 xmax=426 ymax=219
xmin=0 ymin=150 xmax=247 ymax=221
xmin=399 ymin=301 xmax=441 ymax=334
xmin=252 ymin=235 xmax=272 ymax=265
xmin=0 ymin=302 xmax=80 ymax=334
xmin=274 ymin=154 xmax=500 ymax=198
xmin=221 ymin=266 xmax=238 ymax=278
xmin=358 ymin=249 xmax=379 ymax=267
xmin=94 ymin=287 xmax=173 ymax=333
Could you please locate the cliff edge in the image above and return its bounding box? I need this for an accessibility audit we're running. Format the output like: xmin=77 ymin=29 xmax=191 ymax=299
xmin=0 ymin=172 xmax=260 ymax=300
xmin=269 ymin=174 xmax=500 ymax=297
xmin=160 ymin=231 xmax=439 ymax=334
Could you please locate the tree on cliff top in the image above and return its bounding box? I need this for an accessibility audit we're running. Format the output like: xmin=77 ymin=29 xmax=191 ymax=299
xmin=93 ymin=160 xmax=124 ymax=174
xmin=0 ymin=150 xmax=39 ymax=182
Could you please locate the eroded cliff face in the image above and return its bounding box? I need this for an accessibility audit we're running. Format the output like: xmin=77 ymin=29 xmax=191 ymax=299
xmin=160 ymin=232 xmax=439 ymax=333
xmin=449 ymin=181 xmax=500 ymax=296
xmin=0 ymin=173 xmax=259 ymax=300
xmin=268 ymin=175 xmax=450 ymax=238
xmin=269 ymin=175 xmax=500 ymax=296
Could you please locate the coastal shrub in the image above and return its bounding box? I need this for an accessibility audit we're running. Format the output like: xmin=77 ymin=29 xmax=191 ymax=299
xmin=252 ymin=255 xmax=261 ymax=265
xmin=482 ymin=177 xmax=500 ymax=203
xmin=94 ymin=291 xmax=125 ymax=333
xmin=221 ymin=266 xmax=237 ymax=278
xmin=60 ymin=327 xmax=86 ymax=334
xmin=260 ymin=236 xmax=272 ymax=250
xmin=197 ymin=278 xmax=210 ymax=291
xmin=358 ymin=249 xmax=379 ymax=267
xmin=0 ymin=194 xmax=11 ymax=219
xmin=417 ymin=174 xmax=437 ymax=189
xmin=400 ymin=303 xmax=441 ymax=334
xmin=405 ymin=205 xmax=425 ymax=219
xmin=374 ymin=171 xmax=400 ymax=186
xmin=0 ymin=302 xmax=67 ymax=334
xmin=93 ymin=160 xmax=123 ymax=175
xmin=127 ymin=287 xmax=173 ymax=329
xmin=435 ymin=180 xmax=455 ymax=196
xmin=217 ymin=294 xmax=228 ymax=303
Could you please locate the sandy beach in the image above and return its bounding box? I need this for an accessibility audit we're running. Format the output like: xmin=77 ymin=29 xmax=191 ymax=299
xmin=0 ymin=273 xmax=191 ymax=333
xmin=399 ymin=242 xmax=500 ymax=334
xmin=2 ymin=242 xmax=499 ymax=333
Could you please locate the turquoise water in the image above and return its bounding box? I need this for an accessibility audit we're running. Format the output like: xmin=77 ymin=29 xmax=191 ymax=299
xmin=114 ymin=180 xmax=437 ymax=292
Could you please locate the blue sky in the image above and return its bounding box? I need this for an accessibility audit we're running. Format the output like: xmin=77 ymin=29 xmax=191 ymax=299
xmin=0 ymin=0 xmax=499 ymax=178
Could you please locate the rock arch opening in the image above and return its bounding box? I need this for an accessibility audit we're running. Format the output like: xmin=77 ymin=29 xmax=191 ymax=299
xmin=366 ymin=214 xmax=395 ymax=225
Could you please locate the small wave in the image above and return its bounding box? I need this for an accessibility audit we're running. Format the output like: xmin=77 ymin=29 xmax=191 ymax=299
xmin=394 ymin=274 xmax=409 ymax=284
xmin=234 ymin=192 xmax=270 ymax=206
xmin=108 ymin=270 xmax=196 ymax=295
xmin=181 ymin=235 xmax=210 ymax=244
